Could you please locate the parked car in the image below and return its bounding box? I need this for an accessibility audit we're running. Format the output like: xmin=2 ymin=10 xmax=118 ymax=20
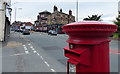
xmin=10 ymin=28 xmax=14 ymax=31
xmin=20 ymin=29 xmax=24 ymax=32
xmin=48 ymin=30 xmax=52 ymax=34
xmin=22 ymin=30 xmax=30 ymax=35
xmin=16 ymin=29 xmax=21 ymax=32
xmin=48 ymin=30 xmax=57 ymax=36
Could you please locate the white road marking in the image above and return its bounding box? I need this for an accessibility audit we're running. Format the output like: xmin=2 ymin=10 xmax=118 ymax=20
xmin=31 ymin=48 xmax=35 ymax=51
xmin=29 ymin=45 xmax=39 ymax=55
xmin=44 ymin=61 xmax=50 ymax=67
xmin=10 ymin=53 xmax=25 ymax=56
xmin=27 ymin=44 xmax=56 ymax=72
xmin=23 ymin=45 xmax=29 ymax=54
xmin=36 ymin=52 xmax=40 ymax=56
xmin=33 ymin=50 xmax=37 ymax=53
xmin=25 ymin=51 xmax=29 ymax=54
xmin=51 ymin=69 xmax=56 ymax=72
xmin=40 ymin=56 xmax=44 ymax=60
xmin=30 ymin=46 xmax=33 ymax=49
xmin=24 ymin=47 xmax=28 ymax=51
xmin=28 ymin=43 xmax=31 ymax=45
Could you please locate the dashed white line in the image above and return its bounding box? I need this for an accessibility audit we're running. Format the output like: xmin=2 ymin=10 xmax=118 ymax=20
xmin=30 ymin=46 xmax=33 ymax=49
xmin=44 ymin=61 xmax=50 ymax=67
xmin=31 ymin=48 xmax=35 ymax=51
xmin=25 ymin=51 xmax=28 ymax=54
xmin=25 ymin=44 xmax=57 ymax=72
xmin=10 ymin=53 xmax=25 ymax=56
xmin=51 ymin=69 xmax=56 ymax=72
xmin=36 ymin=52 xmax=40 ymax=56
xmin=28 ymin=43 xmax=31 ymax=45
xmin=33 ymin=50 xmax=37 ymax=53
xmin=40 ymin=56 xmax=44 ymax=60
xmin=23 ymin=45 xmax=29 ymax=54
xmin=24 ymin=47 xmax=28 ymax=51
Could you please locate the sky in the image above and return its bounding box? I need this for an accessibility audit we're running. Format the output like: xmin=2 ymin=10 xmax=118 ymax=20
xmin=10 ymin=0 xmax=119 ymax=24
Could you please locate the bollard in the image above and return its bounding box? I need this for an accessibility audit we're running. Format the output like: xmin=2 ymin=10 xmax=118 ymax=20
xmin=62 ymin=21 xmax=117 ymax=73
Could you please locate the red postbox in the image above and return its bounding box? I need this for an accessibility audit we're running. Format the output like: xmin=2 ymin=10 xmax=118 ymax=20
xmin=62 ymin=21 xmax=117 ymax=73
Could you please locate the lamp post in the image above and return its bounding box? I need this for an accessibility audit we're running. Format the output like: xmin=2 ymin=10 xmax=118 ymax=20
xmin=15 ymin=8 xmax=22 ymax=22
xmin=76 ymin=0 xmax=78 ymax=22
xmin=10 ymin=2 xmax=19 ymax=22
xmin=7 ymin=7 xmax=12 ymax=24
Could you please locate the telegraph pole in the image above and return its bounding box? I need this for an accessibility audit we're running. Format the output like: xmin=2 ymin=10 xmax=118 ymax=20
xmin=15 ymin=8 xmax=16 ymax=22
xmin=76 ymin=0 xmax=78 ymax=22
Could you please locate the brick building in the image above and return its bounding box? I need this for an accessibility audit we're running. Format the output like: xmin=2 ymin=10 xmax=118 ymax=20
xmin=47 ymin=6 xmax=75 ymax=33
xmin=34 ymin=10 xmax=51 ymax=32
xmin=34 ymin=5 xmax=75 ymax=33
xmin=12 ymin=21 xmax=33 ymax=31
xmin=47 ymin=5 xmax=75 ymax=25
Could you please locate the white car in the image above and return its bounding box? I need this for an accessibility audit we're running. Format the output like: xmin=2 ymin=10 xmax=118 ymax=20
xmin=48 ymin=30 xmax=57 ymax=36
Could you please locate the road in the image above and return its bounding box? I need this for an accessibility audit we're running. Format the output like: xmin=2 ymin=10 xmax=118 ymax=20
xmin=2 ymin=31 xmax=119 ymax=73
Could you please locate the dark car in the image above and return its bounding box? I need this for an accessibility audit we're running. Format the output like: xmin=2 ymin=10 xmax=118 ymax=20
xmin=16 ymin=29 xmax=20 ymax=32
xmin=48 ymin=30 xmax=57 ymax=36
xmin=20 ymin=29 xmax=24 ymax=32
xmin=22 ymin=30 xmax=30 ymax=35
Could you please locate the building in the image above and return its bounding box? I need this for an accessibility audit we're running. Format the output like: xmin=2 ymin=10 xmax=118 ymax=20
xmin=47 ymin=5 xmax=75 ymax=33
xmin=34 ymin=5 xmax=75 ymax=33
xmin=0 ymin=0 xmax=11 ymax=41
xmin=48 ymin=6 xmax=75 ymax=25
xmin=12 ymin=21 xmax=22 ymax=31
xmin=34 ymin=10 xmax=51 ymax=32
xmin=12 ymin=21 xmax=33 ymax=31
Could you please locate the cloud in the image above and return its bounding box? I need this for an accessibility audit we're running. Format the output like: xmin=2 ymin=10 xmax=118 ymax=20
xmin=11 ymin=1 xmax=118 ymax=24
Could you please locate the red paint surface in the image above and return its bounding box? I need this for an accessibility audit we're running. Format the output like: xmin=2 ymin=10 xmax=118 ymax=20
xmin=62 ymin=21 xmax=118 ymax=73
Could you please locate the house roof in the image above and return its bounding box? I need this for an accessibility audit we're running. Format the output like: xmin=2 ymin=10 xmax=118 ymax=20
xmin=51 ymin=10 xmax=75 ymax=17
xmin=39 ymin=10 xmax=51 ymax=14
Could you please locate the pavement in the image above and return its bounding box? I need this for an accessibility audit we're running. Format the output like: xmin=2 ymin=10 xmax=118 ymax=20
xmin=1 ymin=31 xmax=120 ymax=73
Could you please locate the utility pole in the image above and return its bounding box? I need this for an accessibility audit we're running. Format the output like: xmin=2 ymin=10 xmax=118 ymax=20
xmin=15 ymin=8 xmax=16 ymax=22
xmin=14 ymin=8 xmax=22 ymax=22
xmin=76 ymin=0 xmax=78 ymax=22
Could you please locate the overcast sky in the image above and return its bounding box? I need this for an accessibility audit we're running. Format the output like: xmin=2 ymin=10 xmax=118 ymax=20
xmin=11 ymin=0 xmax=119 ymax=24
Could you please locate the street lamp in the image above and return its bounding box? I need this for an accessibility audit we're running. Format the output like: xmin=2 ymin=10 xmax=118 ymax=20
xmin=15 ymin=8 xmax=22 ymax=22
xmin=10 ymin=2 xmax=19 ymax=23
xmin=7 ymin=7 xmax=12 ymax=24
xmin=76 ymin=0 xmax=78 ymax=22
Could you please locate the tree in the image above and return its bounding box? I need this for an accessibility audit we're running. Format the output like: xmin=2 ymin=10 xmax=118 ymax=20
xmin=113 ymin=15 xmax=120 ymax=33
xmin=83 ymin=14 xmax=102 ymax=21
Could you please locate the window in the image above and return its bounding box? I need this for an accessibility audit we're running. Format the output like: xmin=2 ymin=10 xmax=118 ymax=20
xmin=41 ymin=15 xmax=44 ymax=17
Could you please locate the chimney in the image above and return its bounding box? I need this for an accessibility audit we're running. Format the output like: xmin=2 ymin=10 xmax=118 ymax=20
xmin=69 ymin=10 xmax=72 ymax=15
xmin=53 ymin=5 xmax=58 ymax=12
xmin=60 ymin=9 xmax=62 ymax=12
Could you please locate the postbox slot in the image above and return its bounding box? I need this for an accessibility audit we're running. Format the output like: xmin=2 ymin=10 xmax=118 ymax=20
xmin=64 ymin=45 xmax=87 ymax=54
xmin=64 ymin=46 xmax=91 ymax=66
xmin=65 ymin=50 xmax=81 ymax=61
xmin=69 ymin=43 xmax=75 ymax=49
